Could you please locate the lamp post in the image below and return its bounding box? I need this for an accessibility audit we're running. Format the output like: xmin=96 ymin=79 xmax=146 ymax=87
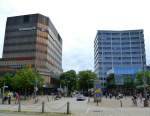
xmin=34 ymin=79 xmax=38 ymax=98
xmin=143 ymin=65 xmax=149 ymax=107
xmin=143 ymin=64 xmax=147 ymax=98
xmin=87 ymin=79 xmax=94 ymax=97
xmin=2 ymin=83 xmax=5 ymax=104
xmin=43 ymin=84 xmax=46 ymax=95
xmin=67 ymin=80 xmax=70 ymax=96
xmin=2 ymin=83 xmax=8 ymax=104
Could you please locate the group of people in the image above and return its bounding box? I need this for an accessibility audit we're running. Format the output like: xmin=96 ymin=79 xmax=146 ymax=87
xmin=132 ymin=93 xmax=150 ymax=107
xmin=104 ymin=91 xmax=124 ymax=100
xmin=2 ymin=91 xmax=20 ymax=104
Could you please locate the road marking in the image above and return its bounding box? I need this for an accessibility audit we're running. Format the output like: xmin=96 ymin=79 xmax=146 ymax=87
xmin=86 ymin=107 xmax=90 ymax=113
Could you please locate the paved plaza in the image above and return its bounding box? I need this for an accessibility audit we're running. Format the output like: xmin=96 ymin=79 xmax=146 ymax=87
xmin=0 ymin=96 xmax=150 ymax=116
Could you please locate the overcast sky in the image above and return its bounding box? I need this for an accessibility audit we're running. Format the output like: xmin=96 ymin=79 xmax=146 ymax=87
xmin=0 ymin=0 xmax=150 ymax=72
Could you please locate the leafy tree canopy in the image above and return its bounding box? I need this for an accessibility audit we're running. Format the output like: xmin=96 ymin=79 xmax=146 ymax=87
xmin=123 ymin=76 xmax=134 ymax=88
xmin=0 ymin=67 xmax=44 ymax=93
xmin=135 ymin=71 xmax=150 ymax=86
xmin=78 ymin=70 xmax=97 ymax=91
xmin=60 ymin=70 xmax=77 ymax=93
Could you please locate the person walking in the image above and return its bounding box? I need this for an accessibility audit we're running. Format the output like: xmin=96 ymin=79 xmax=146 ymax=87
xmin=15 ymin=92 xmax=20 ymax=104
xmin=8 ymin=91 xmax=12 ymax=104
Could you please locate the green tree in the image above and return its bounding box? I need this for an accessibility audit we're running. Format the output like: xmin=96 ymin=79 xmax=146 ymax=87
xmin=124 ymin=76 xmax=134 ymax=88
xmin=3 ymin=73 xmax=14 ymax=89
xmin=60 ymin=70 xmax=77 ymax=95
xmin=12 ymin=67 xmax=44 ymax=95
xmin=0 ymin=77 xmax=5 ymax=88
xmin=0 ymin=73 xmax=14 ymax=90
xmin=135 ymin=71 xmax=150 ymax=86
xmin=78 ymin=70 xmax=97 ymax=91
xmin=106 ymin=74 xmax=115 ymax=88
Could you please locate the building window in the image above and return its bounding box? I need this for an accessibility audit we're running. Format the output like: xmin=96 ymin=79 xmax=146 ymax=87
xmin=23 ymin=15 xmax=30 ymax=23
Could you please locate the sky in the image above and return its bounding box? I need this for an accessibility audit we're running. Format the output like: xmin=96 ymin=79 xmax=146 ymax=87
xmin=0 ymin=0 xmax=150 ymax=72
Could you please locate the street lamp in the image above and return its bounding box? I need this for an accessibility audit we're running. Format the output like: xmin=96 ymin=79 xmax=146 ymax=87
xmin=67 ymin=80 xmax=70 ymax=96
xmin=88 ymin=79 xmax=94 ymax=88
xmin=34 ymin=79 xmax=39 ymax=103
xmin=43 ymin=84 xmax=46 ymax=95
xmin=34 ymin=79 xmax=38 ymax=98
xmin=87 ymin=79 xmax=94 ymax=96
xmin=143 ymin=65 xmax=147 ymax=98
xmin=2 ymin=82 xmax=8 ymax=104
xmin=142 ymin=65 xmax=149 ymax=107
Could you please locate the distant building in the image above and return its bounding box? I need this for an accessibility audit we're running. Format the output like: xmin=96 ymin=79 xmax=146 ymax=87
xmin=94 ymin=30 xmax=146 ymax=87
xmin=0 ymin=14 xmax=63 ymax=88
xmin=146 ymin=65 xmax=150 ymax=71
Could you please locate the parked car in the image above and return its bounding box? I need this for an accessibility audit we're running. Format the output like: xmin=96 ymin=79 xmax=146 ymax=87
xmin=76 ymin=94 xmax=86 ymax=101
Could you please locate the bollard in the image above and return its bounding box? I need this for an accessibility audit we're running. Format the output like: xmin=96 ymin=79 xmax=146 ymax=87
xmin=67 ymin=102 xmax=70 ymax=114
xmin=96 ymin=97 xmax=99 ymax=106
xmin=2 ymin=98 xmax=4 ymax=104
xmin=42 ymin=101 xmax=45 ymax=113
xmin=97 ymin=100 xmax=99 ymax=106
xmin=47 ymin=96 xmax=49 ymax=102
xmin=120 ymin=100 xmax=122 ymax=107
xmin=8 ymin=97 xmax=11 ymax=104
xmin=18 ymin=100 xmax=21 ymax=112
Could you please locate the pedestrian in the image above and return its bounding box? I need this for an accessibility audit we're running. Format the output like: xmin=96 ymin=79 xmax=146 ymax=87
xmin=96 ymin=97 xmax=99 ymax=106
xmin=15 ymin=92 xmax=20 ymax=104
xmin=139 ymin=93 xmax=143 ymax=104
xmin=8 ymin=91 xmax=12 ymax=104
xmin=105 ymin=92 xmax=108 ymax=99
xmin=132 ymin=95 xmax=137 ymax=106
xmin=109 ymin=93 xmax=112 ymax=99
xmin=3 ymin=92 xmax=8 ymax=104
xmin=114 ymin=92 xmax=117 ymax=99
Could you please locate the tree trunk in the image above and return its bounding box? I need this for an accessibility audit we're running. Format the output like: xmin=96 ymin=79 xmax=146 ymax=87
xmin=24 ymin=88 xmax=27 ymax=100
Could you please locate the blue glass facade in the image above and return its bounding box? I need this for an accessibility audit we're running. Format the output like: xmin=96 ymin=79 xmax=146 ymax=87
xmin=108 ymin=66 xmax=142 ymax=85
xmin=94 ymin=30 xmax=146 ymax=87
xmin=113 ymin=67 xmax=142 ymax=75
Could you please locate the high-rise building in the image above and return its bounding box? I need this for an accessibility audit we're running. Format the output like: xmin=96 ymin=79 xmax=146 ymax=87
xmin=0 ymin=14 xmax=62 ymax=87
xmin=94 ymin=30 xmax=146 ymax=87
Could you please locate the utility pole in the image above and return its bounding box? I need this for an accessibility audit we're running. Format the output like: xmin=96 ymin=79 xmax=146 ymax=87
xmin=143 ymin=65 xmax=147 ymax=98
xmin=143 ymin=64 xmax=148 ymax=107
xmin=2 ymin=82 xmax=5 ymax=104
xmin=35 ymin=79 xmax=37 ymax=97
xmin=34 ymin=78 xmax=38 ymax=103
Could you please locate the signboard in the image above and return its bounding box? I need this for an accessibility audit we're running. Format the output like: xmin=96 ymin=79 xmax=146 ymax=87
xmin=19 ymin=27 xmax=36 ymax=31
xmin=4 ymin=86 xmax=8 ymax=88
xmin=95 ymin=88 xmax=102 ymax=97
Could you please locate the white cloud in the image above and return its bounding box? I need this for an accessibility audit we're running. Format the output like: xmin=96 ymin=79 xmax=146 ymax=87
xmin=0 ymin=0 xmax=150 ymax=72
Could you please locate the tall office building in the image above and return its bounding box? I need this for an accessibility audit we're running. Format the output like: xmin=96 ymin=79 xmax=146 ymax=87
xmin=94 ymin=30 xmax=146 ymax=87
xmin=0 ymin=14 xmax=62 ymax=87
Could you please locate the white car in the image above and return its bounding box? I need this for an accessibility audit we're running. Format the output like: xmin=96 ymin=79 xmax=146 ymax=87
xmin=76 ymin=94 xmax=86 ymax=101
